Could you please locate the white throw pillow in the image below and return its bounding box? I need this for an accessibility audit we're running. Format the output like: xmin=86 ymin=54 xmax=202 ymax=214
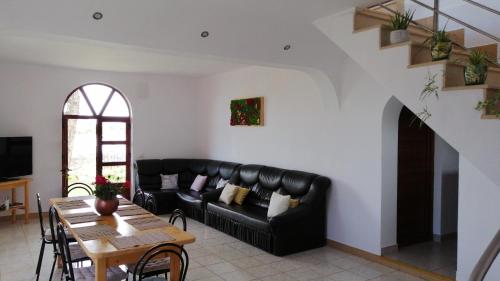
xmin=216 ymin=178 xmax=229 ymax=189
xmin=219 ymin=184 xmax=239 ymax=205
xmin=160 ymin=174 xmax=178 ymax=189
xmin=267 ymin=192 xmax=291 ymax=218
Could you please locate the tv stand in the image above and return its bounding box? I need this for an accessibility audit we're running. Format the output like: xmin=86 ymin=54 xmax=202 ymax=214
xmin=0 ymin=179 xmax=30 ymax=224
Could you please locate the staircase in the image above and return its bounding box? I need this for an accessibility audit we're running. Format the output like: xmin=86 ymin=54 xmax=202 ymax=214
xmin=314 ymin=2 xmax=500 ymax=280
xmin=315 ymin=2 xmax=500 ymax=187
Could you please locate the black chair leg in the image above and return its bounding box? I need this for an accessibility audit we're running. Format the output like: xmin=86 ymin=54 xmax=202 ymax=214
xmin=35 ymin=241 xmax=46 ymax=281
xmin=49 ymin=252 xmax=57 ymax=281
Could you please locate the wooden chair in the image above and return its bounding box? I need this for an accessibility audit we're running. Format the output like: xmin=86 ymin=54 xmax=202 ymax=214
xmin=56 ymin=222 xmax=127 ymax=281
xmin=132 ymin=243 xmax=189 ymax=281
xmin=67 ymin=183 xmax=93 ymax=196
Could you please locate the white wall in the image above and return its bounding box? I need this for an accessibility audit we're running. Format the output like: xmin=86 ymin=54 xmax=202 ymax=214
xmin=457 ymin=156 xmax=500 ymax=281
xmin=433 ymin=135 xmax=459 ymax=236
xmin=0 ymin=62 xmax=200 ymax=212
xmin=196 ymin=63 xmax=392 ymax=254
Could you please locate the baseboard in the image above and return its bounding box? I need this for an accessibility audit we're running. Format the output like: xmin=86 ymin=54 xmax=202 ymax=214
xmin=434 ymin=233 xmax=457 ymax=242
xmin=327 ymin=240 xmax=454 ymax=281
xmin=0 ymin=212 xmax=42 ymax=223
xmin=381 ymin=244 xmax=398 ymax=255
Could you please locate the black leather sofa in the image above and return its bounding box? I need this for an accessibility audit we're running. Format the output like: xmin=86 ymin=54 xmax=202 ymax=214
xmin=134 ymin=159 xmax=240 ymax=221
xmin=134 ymin=159 xmax=330 ymax=256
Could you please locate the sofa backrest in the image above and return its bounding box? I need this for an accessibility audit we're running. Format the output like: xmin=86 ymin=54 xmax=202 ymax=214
xmin=230 ymin=164 xmax=330 ymax=209
xmin=135 ymin=159 xmax=240 ymax=191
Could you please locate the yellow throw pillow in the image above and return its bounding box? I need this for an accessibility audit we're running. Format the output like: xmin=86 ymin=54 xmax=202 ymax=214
xmin=289 ymin=199 xmax=300 ymax=208
xmin=233 ymin=187 xmax=250 ymax=205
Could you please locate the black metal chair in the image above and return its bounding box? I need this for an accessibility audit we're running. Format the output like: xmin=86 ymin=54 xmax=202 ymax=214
xmin=126 ymin=210 xmax=187 ymax=280
xmin=144 ymin=194 xmax=158 ymax=214
xmin=56 ymin=222 xmax=127 ymax=281
xmin=67 ymin=183 xmax=93 ymax=197
xmin=169 ymin=209 xmax=187 ymax=231
xmin=48 ymin=206 xmax=91 ymax=278
xmin=35 ymin=193 xmax=52 ymax=281
xmin=132 ymin=243 xmax=189 ymax=281
xmin=133 ymin=188 xmax=146 ymax=207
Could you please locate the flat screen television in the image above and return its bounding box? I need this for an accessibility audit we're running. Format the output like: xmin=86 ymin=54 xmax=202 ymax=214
xmin=0 ymin=137 xmax=33 ymax=180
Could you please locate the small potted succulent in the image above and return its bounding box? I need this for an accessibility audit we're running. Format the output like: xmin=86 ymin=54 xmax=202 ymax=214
xmin=390 ymin=10 xmax=415 ymax=44
xmin=464 ymin=49 xmax=489 ymax=85
xmin=93 ymin=175 xmax=124 ymax=216
xmin=429 ymin=27 xmax=452 ymax=61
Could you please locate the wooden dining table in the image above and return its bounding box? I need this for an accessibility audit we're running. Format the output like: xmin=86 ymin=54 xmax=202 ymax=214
xmin=49 ymin=195 xmax=196 ymax=281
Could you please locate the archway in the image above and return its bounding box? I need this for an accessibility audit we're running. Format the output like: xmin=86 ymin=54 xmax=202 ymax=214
xmin=62 ymin=83 xmax=131 ymax=197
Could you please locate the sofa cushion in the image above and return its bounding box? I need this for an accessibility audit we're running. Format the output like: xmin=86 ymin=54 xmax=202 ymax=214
xmin=177 ymin=189 xmax=203 ymax=202
xmin=136 ymin=160 xmax=162 ymax=189
xmin=207 ymin=201 xmax=270 ymax=232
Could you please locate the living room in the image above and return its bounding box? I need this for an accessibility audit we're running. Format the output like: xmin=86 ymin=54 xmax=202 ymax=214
xmin=0 ymin=1 xmax=499 ymax=281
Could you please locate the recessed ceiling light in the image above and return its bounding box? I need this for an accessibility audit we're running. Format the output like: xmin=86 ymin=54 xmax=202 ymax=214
xmin=201 ymin=31 xmax=210 ymax=38
xmin=93 ymin=12 xmax=103 ymax=20
xmin=283 ymin=44 xmax=291 ymax=51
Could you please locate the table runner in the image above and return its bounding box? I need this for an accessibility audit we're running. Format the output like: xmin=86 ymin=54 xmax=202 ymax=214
xmin=108 ymin=231 xmax=175 ymax=250
xmin=72 ymin=224 xmax=120 ymax=241
xmin=125 ymin=216 xmax=172 ymax=231
xmin=118 ymin=198 xmax=133 ymax=205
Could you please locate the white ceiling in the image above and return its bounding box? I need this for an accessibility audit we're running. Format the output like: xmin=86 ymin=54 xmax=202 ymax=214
xmin=0 ymin=0 xmax=376 ymax=76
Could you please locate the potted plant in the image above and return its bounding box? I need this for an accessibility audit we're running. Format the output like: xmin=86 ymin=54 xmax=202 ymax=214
xmin=428 ymin=26 xmax=452 ymax=61
xmin=390 ymin=10 xmax=415 ymax=44
xmin=93 ymin=175 xmax=124 ymax=216
xmin=464 ymin=49 xmax=489 ymax=85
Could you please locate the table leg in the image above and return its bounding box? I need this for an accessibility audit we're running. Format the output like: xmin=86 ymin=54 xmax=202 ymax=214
xmin=11 ymin=188 xmax=16 ymax=223
xmin=95 ymin=258 xmax=107 ymax=281
xmin=169 ymin=252 xmax=181 ymax=281
xmin=24 ymin=182 xmax=29 ymax=224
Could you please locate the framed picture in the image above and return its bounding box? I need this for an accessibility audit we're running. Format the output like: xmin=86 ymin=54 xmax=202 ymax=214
xmin=230 ymin=97 xmax=263 ymax=126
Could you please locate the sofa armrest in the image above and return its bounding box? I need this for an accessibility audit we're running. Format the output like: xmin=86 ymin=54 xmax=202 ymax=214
xmin=269 ymin=204 xmax=312 ymax=228
xmin=201 ymin=188 xmax=223 ymax=202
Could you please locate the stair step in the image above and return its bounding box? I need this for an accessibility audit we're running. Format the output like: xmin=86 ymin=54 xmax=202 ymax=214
xmin=407 ymin=60 xmax=447 ymax=69
xmin=355 ymin=9 xmax=465 ymax=46
xmin=481 ymin=89 xmax=500 ymax=119
xmin=442 ymin=85 xmax=498 ymax=92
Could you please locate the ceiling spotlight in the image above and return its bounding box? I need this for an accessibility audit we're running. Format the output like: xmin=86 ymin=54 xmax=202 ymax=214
xmin=283 ymin=44 xmax=291 ymax=51
xmin=93 ymin=12 xmax=103 ymax=20
xmin=201 ymin=31 xmax=210 ymax=38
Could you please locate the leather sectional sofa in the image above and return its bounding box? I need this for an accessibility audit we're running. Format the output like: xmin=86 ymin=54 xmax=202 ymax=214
xmin=134 ymin=158 xmax=331 ymax=256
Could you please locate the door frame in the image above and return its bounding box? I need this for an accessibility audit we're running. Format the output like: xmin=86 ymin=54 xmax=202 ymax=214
xmin=61 ymin=83 xmax=131 ymax=197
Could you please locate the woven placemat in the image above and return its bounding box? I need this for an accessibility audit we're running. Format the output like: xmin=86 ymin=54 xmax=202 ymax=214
xmin=108 ymin=231 xmax=175 ymax=250
xmin=65 ymin=212 xmax=104 ymax=224
xmin=118 ymin=198 xmax=133 ymax=205
xmin=56 ymin=200 xmax=90 ymax=210
xmin=116 ymin=206 xmax=150 ymax=217
xmin=125 ymin=217 xmax=172 ymax=231
xmin=73 ymin=224 xmax=120 ymax=241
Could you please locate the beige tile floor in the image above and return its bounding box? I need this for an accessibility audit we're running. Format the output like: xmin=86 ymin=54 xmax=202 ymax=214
xmin=384 ymin=239 xmax=457 ymax=279
xmin=0 ymin=216 xmax=425 ymax=281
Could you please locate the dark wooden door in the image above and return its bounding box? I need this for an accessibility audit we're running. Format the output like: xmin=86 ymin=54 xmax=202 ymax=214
xmin=397 ymin=107 xmax=434 ymax=247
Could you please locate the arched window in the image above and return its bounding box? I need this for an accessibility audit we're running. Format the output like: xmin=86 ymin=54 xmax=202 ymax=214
xmin=62 ymin=83 xmax=131 ymax=197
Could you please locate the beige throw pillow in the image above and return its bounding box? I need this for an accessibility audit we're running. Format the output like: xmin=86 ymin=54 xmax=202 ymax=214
xmin=267 ymin=192 xmax=291 ymax=218
xmin=219 ymin=184 xmax=239 ymax=205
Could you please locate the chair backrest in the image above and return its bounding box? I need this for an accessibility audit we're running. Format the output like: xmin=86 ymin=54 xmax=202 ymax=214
xmin=48 ymin=206 xmax=61 ymax=252
xmin=67 ymin=182 xmax=93 ymax=197
xmin=169 ymin=209 xmax=187 ymax=231
xmin=133 ymin=189 xmax=146 ymax=207
xmin=144 ymin=195 xmax=157 ymax=214
xmin=36 ymin=193 xmax=45 ymax=238
xmin=132 ymin=243 xmax=189 ymax=281
xmin=56 ymin=222 xmax=76 ymax=281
